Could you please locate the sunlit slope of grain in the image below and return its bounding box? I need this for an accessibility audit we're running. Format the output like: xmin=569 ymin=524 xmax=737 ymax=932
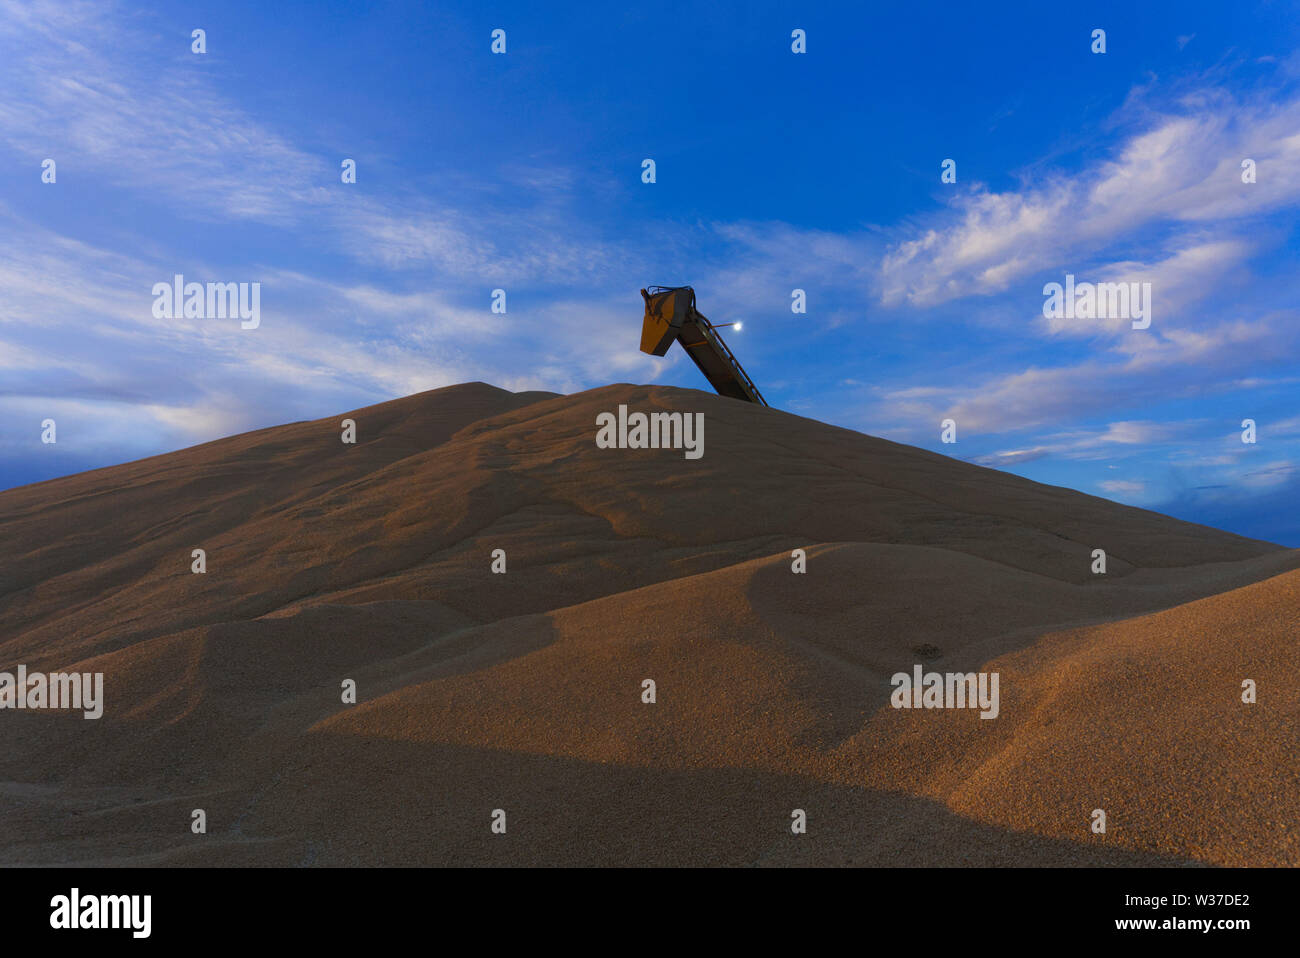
xmin=0 ymin=381 xmax=1294 ymax=866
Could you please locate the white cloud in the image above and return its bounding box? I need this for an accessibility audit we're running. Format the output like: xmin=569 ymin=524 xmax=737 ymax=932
xmin=971 ymin=420 xmax=1188 ymax=466
xmin=1099 ymin=479 xmax=1145 ymax=494
xmin=878 ymin=308 xmax=1300 ymax=436
xmin=880 ymin=89 xmax=1300 ymax=308
xmin=1095 ymin=421 xmax=1177 ymax=445
xmin=1040 ymin=238 xmax=1254 ymax=338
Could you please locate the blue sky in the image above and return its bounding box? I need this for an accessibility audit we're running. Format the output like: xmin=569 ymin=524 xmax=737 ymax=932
xmin=2 ymin=0 xmax=1299 ymax=543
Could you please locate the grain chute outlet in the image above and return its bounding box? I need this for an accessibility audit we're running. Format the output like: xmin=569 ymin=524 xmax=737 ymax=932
xmin=639 ymin=286 xmax=768 ymax=406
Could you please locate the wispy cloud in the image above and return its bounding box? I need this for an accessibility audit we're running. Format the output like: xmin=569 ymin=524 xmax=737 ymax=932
xmin=971 ymin=420 xmax=1189 ymax=466
xmin=1099 ymin=479 xmax=1145 ymax=495
xmin=879 ymin=89 xmax=1300 ymax=308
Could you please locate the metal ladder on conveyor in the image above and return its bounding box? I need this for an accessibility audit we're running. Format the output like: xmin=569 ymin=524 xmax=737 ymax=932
xmin=638 ymin=286 xmax=769 ymax=406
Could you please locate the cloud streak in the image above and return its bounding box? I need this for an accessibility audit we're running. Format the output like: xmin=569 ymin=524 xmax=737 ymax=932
xmin=879 ymin=89 xmax=1300 ymax=308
